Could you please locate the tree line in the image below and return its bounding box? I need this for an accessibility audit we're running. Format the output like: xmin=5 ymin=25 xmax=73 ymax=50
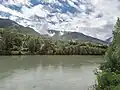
xmin=0 ymin=28 xmax=108 ymax=55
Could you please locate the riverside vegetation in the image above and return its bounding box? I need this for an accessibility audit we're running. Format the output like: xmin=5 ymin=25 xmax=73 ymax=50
xmin=0 ymin=27 xmax=108 ymax=55
xmin=95 ymin=18 xmax=120 ymax=90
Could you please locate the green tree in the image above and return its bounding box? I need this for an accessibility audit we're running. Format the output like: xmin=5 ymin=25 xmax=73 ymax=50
xmin=2 ymin=30 xmax=13 ymax=51
xmin=96 ymin=18 xmax=120 ymax=90
xmin=28 ymin=37 xmax=35 ymax=54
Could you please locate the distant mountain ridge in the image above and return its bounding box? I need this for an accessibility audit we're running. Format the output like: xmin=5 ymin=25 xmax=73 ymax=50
xmin=0 ymin=18 xmax=40 ymax=36
xmin=48 ymin=29 xmax=110 ymax=45
xmin=106 ymin=37 xmax=112 ymax=43
xmin=0 ymin=18 xmax=111 ymax=44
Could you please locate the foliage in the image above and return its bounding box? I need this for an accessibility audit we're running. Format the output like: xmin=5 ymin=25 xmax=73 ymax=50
xmin=0 ymin=28 xmax=108 ymax=55
xmin=96 ymin=18 xmax=120 ymax=90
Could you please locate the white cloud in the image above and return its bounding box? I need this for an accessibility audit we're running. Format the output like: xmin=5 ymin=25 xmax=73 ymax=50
xmin=0 ymin=4 xmax=23 ymax=17
xmin=21 ymin=4 xmax=50 ymax=18
xmin=3 ymin=0 xmax=31 ymax=6
xmin=1 ymin=0 xmax=120 ymax=40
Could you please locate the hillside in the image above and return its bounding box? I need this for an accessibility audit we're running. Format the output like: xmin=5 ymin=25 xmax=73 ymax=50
xmin=0 ymin=18 xmax=40 ymax=36
xmin=48 ymin=30 xmax=110 ymax=45
xmin=0 ymin=18 xmax=111 ymax=45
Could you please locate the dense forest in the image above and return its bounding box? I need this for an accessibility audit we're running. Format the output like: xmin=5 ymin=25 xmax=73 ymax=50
xmin=0 ymin=27 xmax=108 ymax=55
xmin=95 ymin=18 xmax=120 ymax=90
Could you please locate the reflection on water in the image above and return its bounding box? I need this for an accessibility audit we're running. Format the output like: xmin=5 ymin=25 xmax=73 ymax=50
xmin=0 ymin=55 xmax=103 ymax=90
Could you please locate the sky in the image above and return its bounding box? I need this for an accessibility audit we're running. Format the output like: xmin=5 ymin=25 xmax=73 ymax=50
xmin=0 ymin=0 xmax=120 ymax=40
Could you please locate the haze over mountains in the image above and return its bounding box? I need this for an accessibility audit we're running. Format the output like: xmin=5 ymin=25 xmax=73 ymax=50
xmin=0 ymin=18 xmax=110 ymax=45
xmin=0 ymin=0 xmax=119 ymax=41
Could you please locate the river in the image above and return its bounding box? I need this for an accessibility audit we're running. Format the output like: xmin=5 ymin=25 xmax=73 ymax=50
xmin=0 ymin=55 xmax=103 ymax=90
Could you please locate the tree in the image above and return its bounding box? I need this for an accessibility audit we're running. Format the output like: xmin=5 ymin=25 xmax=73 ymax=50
xmin=96 ymin=18 xmax=120 ymax=90
xmin=28 ymin=37 xmax=35 ymax=54
xmin=2 ymin=30 xmax=13 ymax=51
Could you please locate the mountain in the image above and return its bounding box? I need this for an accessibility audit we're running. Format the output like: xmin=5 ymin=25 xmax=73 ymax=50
xmin=0 ymin=18 xmax=40 ymax=36
xmin=106 ymin=37 xmax=113 ymax=43
xmin=48 ymin=30 xmax=110 ymax=45
xmin=0 ymin=18 xmax=111 ymax=44
xmin=0 ymin=0 xmax=114 ymax=41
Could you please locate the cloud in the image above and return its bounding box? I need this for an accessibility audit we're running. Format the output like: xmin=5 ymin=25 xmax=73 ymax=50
xmin=52 ymin=0 xmax=120 ymax=40
xmin=91 ymin=0 xmax=120 ymax=22
xmin=85 ymin=0 xmax=120 ymax=39
xmin=0 ymin=0 xmax=120 ymax=40
xmin=0 ymin=4 xmax=23 ymax=17
xmin=22 ymin=0 xmax=120 ymax=40
xmin=2 ymin=0 xmax=31 ymax=6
